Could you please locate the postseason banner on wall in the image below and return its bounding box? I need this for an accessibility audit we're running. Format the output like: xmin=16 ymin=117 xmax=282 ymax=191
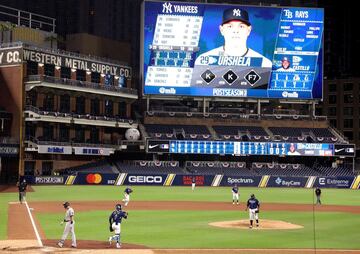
xmin=142 ymin=1 xmax=324 ymax=99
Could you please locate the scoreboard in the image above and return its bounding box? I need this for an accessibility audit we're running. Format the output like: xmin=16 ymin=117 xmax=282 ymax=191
xmin=142 ymin=1 xmax=324 ymax=100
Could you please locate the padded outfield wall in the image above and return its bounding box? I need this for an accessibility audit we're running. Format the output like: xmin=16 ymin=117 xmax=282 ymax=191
xmin=25 ymin=173 xmax=360 ymax=189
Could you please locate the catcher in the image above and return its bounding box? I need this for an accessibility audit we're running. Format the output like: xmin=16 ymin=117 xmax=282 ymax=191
xmin=245 ymin=194 xmax=260 ymax=228
xmin=108 ymin=204 xmax=128 ymax=248
xmin=122 ymin=186 xmax=133 ymax=206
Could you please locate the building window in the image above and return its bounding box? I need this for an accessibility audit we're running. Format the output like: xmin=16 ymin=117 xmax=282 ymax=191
xmin=26 ymin=61 xmax=38 ymax=75
xmin=89 ymin=127 xmax=99 ymax=143
xmin=343 ymin=83 xmax=353 ymax=91
xmin=44 ymin=64 xmax=55 ymax=76
xmin=75 ymin=96 xmax=85 ymax=114
xmin=105 ymin=100 xmax=113 ymax=116
xmin=344 ymin=94 xmax=354 ymax=104
xmin=42 ymin=161 xmax=53 ymax=176
xmin=328 ymin=83 xmax=336 ymax=92
xmin=91 ymin=72 xmax=100 ymax=83
xmin=43 ymin=94 xmax=54 ymax=111
xmin=60 ymin=94 xmax=70 ymax=113
xmin=90 ymin=98 xmax=100 ymax=115
xmin=343 ymin=107 xmax=353 ymax=116
xmin=59 ymin=124 xmax=69 ymax=142
xmin=43 ymin=125 xmax=53 ymax=140
xmin=74 ymin=128 xmax=85 ymax=143
xmin=343 ymin=131 xmax=353 ymax=140
xmin=61 ymin=67 xmax=71 ymax=79
xmin=329 ymin=119 xmax=337 ymax=128
xmin=328 ymin=107 xmax=336 ymax=116
xmin=118 ymin=101 xmax=127 ymax=118
xmin=76 ymin=69 xmax=86 ymax=81
xmin=344 ymin=119 xmax=353 ymax=128
xmin=24 ymin=161 xmax=35 ymax=176
xmin=328 ymin=95 xmax=337 ymax=104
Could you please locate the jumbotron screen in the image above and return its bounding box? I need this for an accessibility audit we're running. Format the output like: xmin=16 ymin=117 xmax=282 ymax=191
xmin=141 ymin=1 xmax=324 ymax=100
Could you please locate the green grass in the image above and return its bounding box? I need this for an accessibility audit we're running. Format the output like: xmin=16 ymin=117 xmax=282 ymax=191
xmin=28 ymin=185 xmax=360 ymax=206
xmin=0 ymin=192 xmax=18 ymax=238
xmin=2 ymin=185 xmax=360 ymax=249
xmin=37 ymin=209 xmax=360 ymax=249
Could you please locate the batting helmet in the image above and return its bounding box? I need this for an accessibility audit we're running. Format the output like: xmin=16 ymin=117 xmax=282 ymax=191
xmin=250 ymin=194 xmax=255 ymax=199
xmin=115 ymin=204 xmax=122 ymax=211
xmin=63 ymin=202 xmax=70 ymax=208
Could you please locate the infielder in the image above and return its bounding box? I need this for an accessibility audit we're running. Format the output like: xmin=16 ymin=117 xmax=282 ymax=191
xmin=245 ymin=194 xmax=260 ymax=228
xmin=109 ymin=204 xmax=128 ymax=249
xmin=122 ymin=186 xmax=133 ymax=206
xmin=57 ymin=202 xmax=77 ymax=248
xmin=232 ymin=184 xmax=239 ymax=204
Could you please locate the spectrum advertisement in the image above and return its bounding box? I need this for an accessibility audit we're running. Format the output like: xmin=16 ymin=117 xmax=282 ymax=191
xmin=142 ymin=1 xmax=324 ymax=99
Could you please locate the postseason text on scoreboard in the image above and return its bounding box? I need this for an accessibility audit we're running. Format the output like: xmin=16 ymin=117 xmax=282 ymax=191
xmin=142 ymin=1 xmax=324 ymax=99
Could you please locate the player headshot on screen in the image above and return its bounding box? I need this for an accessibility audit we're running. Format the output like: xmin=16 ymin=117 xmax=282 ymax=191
xmin=195 ymin=8 xmax=272 ymax=67
xmin=287 ymin=143 xmax=301 ymax=155
xmin=276 ymin=57 xmax=295 ymax=72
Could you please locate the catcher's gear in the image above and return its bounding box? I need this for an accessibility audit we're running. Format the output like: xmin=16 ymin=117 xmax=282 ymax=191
xmin=63 ymin=201 xmax=70 ymax=208
xmin=109 ymin=224 xmax=114 ymax=232
xmin=116 ymin=204 xmax=122 ymax=211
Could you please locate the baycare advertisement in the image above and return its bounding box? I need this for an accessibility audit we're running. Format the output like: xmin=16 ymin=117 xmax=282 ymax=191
xmin=142 ymin=1 xmax=324 ymax=99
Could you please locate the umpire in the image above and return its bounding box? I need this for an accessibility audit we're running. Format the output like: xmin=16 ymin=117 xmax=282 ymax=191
xmin=315 ymin=187 xmax=322 ymax=205
xmin=17 ymin=178 xmax=27 ymax=204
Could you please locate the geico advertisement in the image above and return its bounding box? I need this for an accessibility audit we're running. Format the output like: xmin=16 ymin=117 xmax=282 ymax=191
xmin=124 ymin=175 xmax=165 ymax=185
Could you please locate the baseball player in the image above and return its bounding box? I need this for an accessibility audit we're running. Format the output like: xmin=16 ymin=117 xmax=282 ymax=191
xmin=245 ymin=194 xmax=260 ymax=228
xmin=315 ymin=187 xmax=322 ymax=205
xmin=232 ymin=184 xmax=239 ymax=204
xmin=191 ymin=176 xmax=196 ymax=191
xmin=122 ymin=186 xmax=133 ymax=206
xmin=195 ymin=8 xmax=272 ymax=67
xmin=57 ymin=202 xmax=77 ymax=248
xmin=109 ymin=204 xmax=128 ymax=249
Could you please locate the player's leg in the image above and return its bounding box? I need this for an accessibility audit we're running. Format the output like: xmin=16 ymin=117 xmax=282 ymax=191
xmin=70 ymin=222 xmax=76 ymax=247
xmin=18 ymin=192 xmax=22 ymax=203
xmin=255 ymin=210 xmax=259 ymax=227
xmin=114 ymin=223 xmax=121 ymax=248
xmin=236 ymin=193 xmax=239 ymax=204
xmin=249 ymin=209 xmax=254 ymax=228
xmin=232 ymin=193 xmax=235 ymax=204
xmin=58 ymin=223 xmax=70 ymax=247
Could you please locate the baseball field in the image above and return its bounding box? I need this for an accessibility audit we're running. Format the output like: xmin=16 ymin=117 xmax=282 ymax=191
xmin=1 ymin=185 xmax=360 ymax=253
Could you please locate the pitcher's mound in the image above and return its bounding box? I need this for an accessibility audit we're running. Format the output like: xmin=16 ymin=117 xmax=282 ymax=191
xmin=209 ymin=219 xmax=303 ymax=230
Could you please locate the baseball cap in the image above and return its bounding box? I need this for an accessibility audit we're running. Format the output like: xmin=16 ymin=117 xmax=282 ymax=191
xmin=282 ymin=57 xmax=290 ymax=63
xmin=222 ymin=8 xmax=251 ymax=26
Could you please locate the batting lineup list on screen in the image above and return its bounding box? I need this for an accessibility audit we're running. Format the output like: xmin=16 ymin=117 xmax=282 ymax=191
xmin=169 ymin=141 xmax=334 ymax=157
xmin=142 ymin=1 xmax=324 ymax=99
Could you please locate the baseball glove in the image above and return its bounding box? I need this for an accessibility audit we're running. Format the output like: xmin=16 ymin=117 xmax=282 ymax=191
xmin=255 ymin=210 xmax=259 ymax=214
xmin=109 ymin=225 xmax=113 ymax=232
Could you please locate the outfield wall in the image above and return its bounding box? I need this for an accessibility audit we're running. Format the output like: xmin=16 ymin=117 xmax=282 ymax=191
xmin=24 ymin=174 xmax=360 ymax=189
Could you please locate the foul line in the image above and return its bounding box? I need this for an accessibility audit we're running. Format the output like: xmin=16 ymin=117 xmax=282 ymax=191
xmin=25 ymin=201 xmax=43 ymax=247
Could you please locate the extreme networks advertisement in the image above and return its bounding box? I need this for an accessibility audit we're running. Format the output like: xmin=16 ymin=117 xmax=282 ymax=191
xmin=142 ymin=1 xmax=324 ymax=99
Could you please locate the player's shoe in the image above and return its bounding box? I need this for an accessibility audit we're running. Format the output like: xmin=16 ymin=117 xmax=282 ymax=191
xmin=71 ymin=245 xmax=77 ymax=248
xmin=232 ymin=202 xmax=235 ymax=205
xmin=256 ymin=224 xmax=259 ymax=227
xmin=109 ymin=236 xmax=112 ymax=245
xmin=116 ymin=243 xmax=121 ymax=248
xmin=236 ymin=202 xmax=239 ymax=205
xmin=249 ymin=225 xmax=253 ymax=229
xmin=57 ymin=242 xmax=63 ymax=248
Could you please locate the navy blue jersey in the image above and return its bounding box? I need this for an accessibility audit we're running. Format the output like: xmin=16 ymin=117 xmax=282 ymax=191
xmin=247 ymin=198 xmax=260 ymax=209
xmin=232 ymin=187 xmax=238 ymax=193
xmin=124 ymin=188 xmax=132 ymax=195
xmin=109 ymin=210 xmax=127 ymax=224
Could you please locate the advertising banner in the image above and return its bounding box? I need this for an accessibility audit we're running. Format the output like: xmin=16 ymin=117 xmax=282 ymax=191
xmin=267 ymin=176 xmax=307 ymax=188
xmin=38 ymin=145 xmax=72 ymax=154
xmin=314 ymin=176 xmax=355 ymax=189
